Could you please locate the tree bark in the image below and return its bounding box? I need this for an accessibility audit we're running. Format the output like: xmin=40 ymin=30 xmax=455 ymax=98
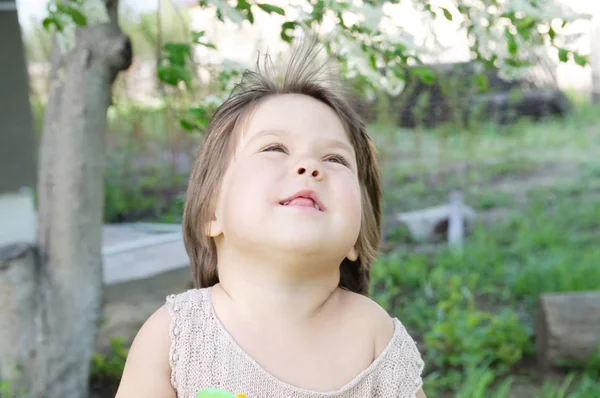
xmin=536 ymin=291 xmax=600 ymax=372
xmin=0 ymin=1 xmax=131 ymax=396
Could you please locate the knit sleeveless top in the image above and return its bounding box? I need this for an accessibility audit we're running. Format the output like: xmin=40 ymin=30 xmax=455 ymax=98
xmin=166 ymin=288 xmax=424 ymax=398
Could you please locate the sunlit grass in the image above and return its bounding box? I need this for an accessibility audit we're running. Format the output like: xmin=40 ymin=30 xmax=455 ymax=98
xmin=371 ymin=100 xmax=600 ymax=396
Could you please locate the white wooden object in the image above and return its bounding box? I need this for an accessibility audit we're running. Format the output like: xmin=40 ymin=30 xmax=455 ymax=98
xmin=396 ymin=201 xmax=475 ymax=243
xmin=448 ymin=190 xmax=465 ymax=252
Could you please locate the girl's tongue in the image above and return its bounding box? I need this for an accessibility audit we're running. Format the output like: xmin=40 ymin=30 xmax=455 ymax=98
xmin=287 ymin=198 xmax=315 ymax=207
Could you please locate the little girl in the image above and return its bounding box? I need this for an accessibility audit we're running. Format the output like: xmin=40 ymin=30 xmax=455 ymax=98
xmin=116 ymin=40 xmax=426 ymax=398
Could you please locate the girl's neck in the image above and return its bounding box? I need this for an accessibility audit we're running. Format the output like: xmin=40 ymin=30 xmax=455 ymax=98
xmin=213 ymin=249 xmax=343 ymax=324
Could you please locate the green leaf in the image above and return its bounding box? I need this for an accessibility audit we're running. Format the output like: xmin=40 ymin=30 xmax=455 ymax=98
xmin=257 ymin=3 xmax=285 ymax=16
xmin=280 ymin=21 xmax=297 ymax=43
xmin=192 ymin=31 xmax=205 ymax=43
xmin=558 ymin=48 xmax=569 ymax=63
xmin=197 ymin=42 xmax=217 ymax=50
xmin=56 ymin=4 xmax=87 ymax=26
xmin=68 ymin=7 xmax=87 ymax=26
xmin=189 ymin=107 xmax=207 ymax=118
xmin=189 ymin=107 xmax=210 ymax=128
xmin=43 ymin=12 xmax=64 ymax=32
xmin=411 ymin=66 xmax=435 ymax=85
xmin=164 ymin=43 xmax=191 ymax=53
xmin=42 ymin=17 xmax=56 ymax=31
xmin=310 ymin=2 xmax=324 ymax=22
xmin=163 ymin=43 xmax=191 ymax=66
xmin=192 ymin=32 xmax=216 ymax=50
xmin=441 ymin=8 xmax=452 ymax=21
xmin=467 ymin=24 xmax=475 ymax=36
xmin=505 ymin=28 xmax=518 ymax=56
xmin=180 ymin=119 xmax=195 ymax=131
xmin=369 ymin=54 xmax=377 ymax=70
xmin=548 ymin=27 xmax=556 ymax=42
xmin=573 ymin=53 xmax=588 ymax=66
xmin=515 ymin=16 xmax=535 ymax=40
xmin=157 ymin=66 xmax=179 ymax=86
xmin=475 ymin=73 xmax=488 ymax=91
xmin=235 ymin=0 xmax=251 ymax=10
xmin=246 ymin=9 xmax=254 ymax=23
xmin=157 ymin=65 xmax=192 ymax=87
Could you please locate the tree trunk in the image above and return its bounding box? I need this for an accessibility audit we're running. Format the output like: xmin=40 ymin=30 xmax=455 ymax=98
xmin=536 ymin=291 xmax=600 ymax=372
xmin=0 ymin=0 xmax=131 ymax=396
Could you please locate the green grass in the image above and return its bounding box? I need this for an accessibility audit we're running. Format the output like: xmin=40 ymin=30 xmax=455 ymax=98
xmin=370 ymin=100 xmax=600 ymax=396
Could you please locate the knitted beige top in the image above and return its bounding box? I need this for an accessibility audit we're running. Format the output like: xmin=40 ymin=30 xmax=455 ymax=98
xmin=166 ymin=288 xmax=424 ymax=398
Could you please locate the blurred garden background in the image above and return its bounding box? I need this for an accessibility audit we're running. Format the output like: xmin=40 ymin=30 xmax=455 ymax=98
xmin=1 ymin=0 xmax=600 ymax=397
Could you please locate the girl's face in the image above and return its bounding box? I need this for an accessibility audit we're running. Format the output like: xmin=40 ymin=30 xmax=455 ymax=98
xmin=209 ymin=93 xmax=362 ymax=262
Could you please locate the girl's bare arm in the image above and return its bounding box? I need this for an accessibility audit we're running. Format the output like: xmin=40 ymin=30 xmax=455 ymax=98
xmin=115 ymin=305 xmax=176 ymax=398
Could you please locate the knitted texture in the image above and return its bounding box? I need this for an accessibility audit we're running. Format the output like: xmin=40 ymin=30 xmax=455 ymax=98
xmin=166 ymin=288 xmax=424 ymax=398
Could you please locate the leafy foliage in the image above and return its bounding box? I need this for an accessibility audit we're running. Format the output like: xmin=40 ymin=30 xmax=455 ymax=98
xmin=42 ymin=0 xmax=87 ymax=32
xmin=90 ymin=338 xmax=129 ymax=379
xmin=156 ymin=0 xmax=589 ymax=133
xmin=41 ymin=0 xmax=590 ymax=135
xmin=0 ymin=380 xmax=27 ymax=398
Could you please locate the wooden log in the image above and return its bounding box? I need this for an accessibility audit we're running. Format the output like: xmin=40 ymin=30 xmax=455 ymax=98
xmin=536 ymin=291 xmax=600 ymax=372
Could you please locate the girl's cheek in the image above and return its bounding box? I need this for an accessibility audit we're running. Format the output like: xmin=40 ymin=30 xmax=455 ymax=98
xmin=336 ymin=176 xmax=361 ymax=207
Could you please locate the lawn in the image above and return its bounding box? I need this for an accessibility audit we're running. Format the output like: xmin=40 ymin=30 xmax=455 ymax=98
xmin=370 ymin=99 xmax=600 ymax=397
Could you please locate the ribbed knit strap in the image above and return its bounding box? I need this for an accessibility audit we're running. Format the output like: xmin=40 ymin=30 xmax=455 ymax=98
xmin=166 ymin=288 xmax=213 ymax=393
xmin=389 ymin=320 xmax=424 ymax=397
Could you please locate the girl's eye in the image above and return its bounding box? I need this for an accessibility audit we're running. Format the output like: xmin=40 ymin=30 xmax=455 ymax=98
xmin=324 ymin=154 xmax=350 ymax=167
xmin=262 ymin=144 xmax=287 ymax=154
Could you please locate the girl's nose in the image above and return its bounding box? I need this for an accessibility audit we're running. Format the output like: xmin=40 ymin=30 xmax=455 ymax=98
xmin=296 ymin=159 xmax=323 ymax=180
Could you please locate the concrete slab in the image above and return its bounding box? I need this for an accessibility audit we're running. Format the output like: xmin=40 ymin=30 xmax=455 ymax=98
xmin=98 ymin=223 xmax=194 ymax=352
xmin=102 ymin=223 xmax=189 ymax=285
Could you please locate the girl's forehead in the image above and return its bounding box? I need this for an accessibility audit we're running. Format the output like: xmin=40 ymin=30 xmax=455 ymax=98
xmin=238 ymin=94 xmax=353 ymax=146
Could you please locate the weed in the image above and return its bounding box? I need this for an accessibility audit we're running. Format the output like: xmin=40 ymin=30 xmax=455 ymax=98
xmin=90 ymin=338 xmax=129 ymax=379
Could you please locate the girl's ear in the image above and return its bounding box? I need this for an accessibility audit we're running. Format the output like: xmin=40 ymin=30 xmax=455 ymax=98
xmin=346 ymin=246 xmax=359 ymax=262
xmin=207 ymin=219 xmax=223 ymax=237
xmin=206 ymin=211 xmax=223 ymax=237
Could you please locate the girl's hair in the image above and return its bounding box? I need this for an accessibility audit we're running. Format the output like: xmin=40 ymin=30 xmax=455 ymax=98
xmin=182 ymin=39 xmax=381 ymax=296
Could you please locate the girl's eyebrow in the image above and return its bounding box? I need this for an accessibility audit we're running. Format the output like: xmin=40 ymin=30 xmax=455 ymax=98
xmin=245 ymin=129 xmax=354 ymax=155
xmin=324 ymin=138 xmax=354 ymax=155
xmin=244 ymin=129 xmax=284 ymax=146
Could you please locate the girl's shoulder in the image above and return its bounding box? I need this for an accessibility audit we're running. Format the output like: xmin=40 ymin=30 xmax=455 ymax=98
xmin=115 ymin=303 xmax=176 ymax=397
xmin=116 ymin=288 xmax=212 ymax=397
xmin=340 ymin=289 xmax=424 ymax=381
xmin=339 ymin=289 xmax=397 ymax=351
